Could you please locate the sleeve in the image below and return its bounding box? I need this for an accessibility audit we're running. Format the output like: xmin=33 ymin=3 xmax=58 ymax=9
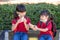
xmin=37 ymin=22 xmax=41 ymax=28
xmin=46 ymin=21 xmax=52 ymax=31
xmin=11 ymin=19 xmax=16 ymax=25
xmin=26 ymin=18 xmax=31 ymax=24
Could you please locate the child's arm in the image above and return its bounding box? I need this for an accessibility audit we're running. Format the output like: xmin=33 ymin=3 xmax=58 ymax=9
xmin=29 ymin=25 xmax=48 ymax=32
xmin=23 ymin=17 xmax=37 ymax=31
xmin=28 ymin=23 xmax=37 ymax=31
xmin=12 ymin=22 xmax=18 ymax=31
xmin=24 ymin=21 xmax=36 ymax=31
xmin=36 ymin=21 xmax=52 ymax=32
xmin=36 ymin=27 xmax=48 ymax=32
xmin=12 ymin=19 xmax=22 ymax=31
xmin=23 ymin=18 xmax=29 ymax=31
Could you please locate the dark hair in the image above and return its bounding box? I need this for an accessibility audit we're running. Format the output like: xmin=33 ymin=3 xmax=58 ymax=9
xmin=13 ymin=4 xmax=26 ymax=19
xmin=13 ymin=11 xmax=18 ymax=19
xmin=40 ymin=10 xmax=50 ymax=17
xmin=16 ymin=4 xmax=26 ymax=12
xmin=50 ymin=14 xmax=54 ymax=20
xmin=40 ymin=10 xmax=54 ymax=21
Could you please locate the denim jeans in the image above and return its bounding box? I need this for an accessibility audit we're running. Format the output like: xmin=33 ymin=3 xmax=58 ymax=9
xmin=13 ymin=32 xmax=28 ymax=40
xmin=39 ymin=34 xmax=52 ymax=40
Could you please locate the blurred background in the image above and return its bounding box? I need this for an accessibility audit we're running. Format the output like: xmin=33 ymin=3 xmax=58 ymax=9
xmin=0 ymin=0 xmax=60 ymax=40
xmin=0 ymin=0 xmax=60 ymax=5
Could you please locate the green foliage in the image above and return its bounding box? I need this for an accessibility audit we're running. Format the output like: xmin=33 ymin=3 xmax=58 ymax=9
xmin=0 ymin=3 xmax=60 ymax=30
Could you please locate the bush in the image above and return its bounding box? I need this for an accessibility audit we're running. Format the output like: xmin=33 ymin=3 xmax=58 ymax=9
xmin=0 ymin=3 xmax=60 ymax=30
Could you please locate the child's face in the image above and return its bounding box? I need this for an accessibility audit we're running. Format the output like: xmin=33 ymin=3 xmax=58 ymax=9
xmin=17 ymin=11 xmax=26 ymax=17
xmin=40 ymin=15 xmax=49 ymax=22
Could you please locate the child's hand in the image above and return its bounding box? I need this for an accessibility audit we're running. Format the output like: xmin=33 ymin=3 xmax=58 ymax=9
xmin=32 ymin=25 xmax=38 ymax=31
xmin=34 ymin=25 xmax=39 ymax=30
xmin=17 ymin=19 xmax=22 ymax=23
xmin=17 ymin=17 xmax=26 ymax=23
xmin=23 ymin=18 xmax=27 ymax=23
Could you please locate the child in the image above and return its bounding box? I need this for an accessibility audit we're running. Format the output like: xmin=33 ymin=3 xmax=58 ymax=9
xmin=11 ymin=4 xmax=35 ymax=40
xmin=35 ymin=10 xmax=53 ymax=40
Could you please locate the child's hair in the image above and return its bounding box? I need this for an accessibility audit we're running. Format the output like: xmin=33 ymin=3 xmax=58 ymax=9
xmin=13 ymin=4 xmax=26 ymax=18
xmin=40 ymin=10 xmax=50 ymax=17
xmin=50 ymin=14 xmax=54 ymax=20
xmin=40 ymin=10 xmax=54 ymax=21
xmin=16 ymin=4 xmax=26 ymax=12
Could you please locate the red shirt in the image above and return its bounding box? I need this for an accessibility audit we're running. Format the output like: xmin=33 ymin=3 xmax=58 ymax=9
xmin=37 ymin=21 xmax=52 ymax=37
xmin=12 ymin=16 xmax=31 ymax=33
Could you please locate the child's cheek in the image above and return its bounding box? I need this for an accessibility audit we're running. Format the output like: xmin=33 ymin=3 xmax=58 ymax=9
xmin=40 ymin=17 xmax=43 ymax=20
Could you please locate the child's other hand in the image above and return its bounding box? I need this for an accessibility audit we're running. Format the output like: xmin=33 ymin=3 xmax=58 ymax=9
xmin=34 ymin=25 xmax=39 ymax=30
xmin=17 ymin=17 xmax=26 ymax=23
xmin=17 ymin=19 xmax=22 ymax=23
xmin=23 ymin=18 xmax=27 ymax=23
xmin=33 ymin=25 xmax=38 ymax=31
